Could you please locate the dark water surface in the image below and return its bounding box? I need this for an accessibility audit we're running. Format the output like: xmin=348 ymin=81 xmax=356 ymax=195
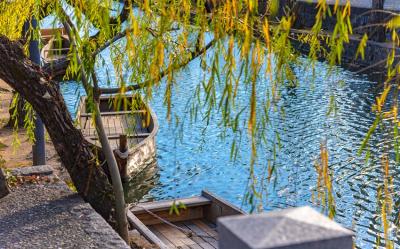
xmin=60 ymin=48 xmax=399 ymax=248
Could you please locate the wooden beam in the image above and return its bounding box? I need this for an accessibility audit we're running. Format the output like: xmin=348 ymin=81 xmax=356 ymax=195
xmin=79 ymin=110 xmax=146 ymax=117
xmin=126 ymin=210 xmax=170 ymax=249
xmin=87 ymin=133 xmax=150 ymax=140
xmin=130 ymin=196 xmax=211 ymax=214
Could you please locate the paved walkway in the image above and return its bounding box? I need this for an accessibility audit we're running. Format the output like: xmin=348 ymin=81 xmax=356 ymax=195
xmin=0 ymin=167 xmax=130 ymax=249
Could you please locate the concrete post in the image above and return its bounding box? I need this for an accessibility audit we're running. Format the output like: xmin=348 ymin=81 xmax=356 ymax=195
xmin=24 ymin=18 xmax=46 ymax=166
xmin=218 ymin=206 xmax=353 ymax=249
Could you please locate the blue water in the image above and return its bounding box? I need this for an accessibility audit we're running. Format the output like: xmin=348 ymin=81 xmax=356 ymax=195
xmin=59 ymin=42 xmax=400 ymax=248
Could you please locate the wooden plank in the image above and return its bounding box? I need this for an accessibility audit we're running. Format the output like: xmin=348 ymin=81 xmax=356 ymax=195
xmin=149 ymin=226 xmax=176 ymax=248
xmin=126 ymin=210 xmax=170 ymax=249
xmin=135 ymin=206 xmax=204 ymax=226
xmin=79 ymin=110 xmax=146 ymax=117
xmin=155 ymin=223 xmax=196 ymax=248
xmin=114 ymin=116 xmax=123 ymax=134
xmin=188 ymin=243 xmax=203 ymax=249
xmin=113 ymin=116 xmax=122 ymax=134
xmin=131 ymin=196 xmax=211 ymax=214
xmin=176 ymin=223 xmax=215 ymax=249
xmin=202 ymin=190 xmax=245 ymax=224
xmin=87 ymin=133 xmax=150 ymax=140
xmin=192 ymin=220 xmax=218 ymax=239
xmin=183 ymin=221 xmax=217 ymax=249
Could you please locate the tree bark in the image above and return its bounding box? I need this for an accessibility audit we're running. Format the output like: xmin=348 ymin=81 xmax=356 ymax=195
xmin=0 ymin=36 xmax=115 ymax=220
xmin=0 ymin=169 xmax=9 ymax=199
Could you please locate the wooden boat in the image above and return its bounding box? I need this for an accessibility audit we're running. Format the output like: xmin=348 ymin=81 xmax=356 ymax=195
xmin=128 ymin=190 xmax=245 ymax=249
xmin=40 ymin=28 xmax=69 ymax=62
xmin=76 ymin=94 xmax=159 ymax=179
xmin=40 ymin=28 xmax=70 ymax=79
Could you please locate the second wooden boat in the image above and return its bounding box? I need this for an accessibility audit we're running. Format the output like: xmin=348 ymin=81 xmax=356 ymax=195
xmin=40 ymin=28 xmax=70 ymax=79
xmin=76 ymin=94 xmax=159 ymax=179
xmin=128 ymin=190 xmax=245 ymax=249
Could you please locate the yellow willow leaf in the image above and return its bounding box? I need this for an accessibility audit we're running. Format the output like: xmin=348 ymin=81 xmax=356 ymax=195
xmin=228 ymin=35 xmax=234 ymax=54
xmin=343 ymin=1 xmax=351 ymax=19
xmin=263 ymin=19 xmax=271 ymax=49
xmin=334 ymin=0 xmax=339 ymax=13
xmin=232 ymin=0 xmax=237 ymax=15
xmin=248 ymin=0 xmax=254 ymax=12
xmin=133 ymin=19 xmax=139 ymax=36
xmin=157 ymin=41 xmax=164 ymax=67
xmin=248 ymin=80 xmax=256 ymax=133
xmin=356 ymin=34 xmax=368 ymax=60
xmin=387 ymin=16 xmax=400 ymax=29
xmin=376 ymin=85 xmax=391 ymax=112
xmin=269 ymin=0 xmax=279 ymax=16
xmin=393 ymin=105 xmax=398 ymax=121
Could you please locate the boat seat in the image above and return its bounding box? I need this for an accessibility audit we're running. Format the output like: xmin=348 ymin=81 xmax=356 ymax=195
xmin=87 ymin=133 xmax=150 ymax=140
xmin=130 ymin=196 xmax=212 ymax=214
xmin=79 ymin=110 xmax=147 ymax=117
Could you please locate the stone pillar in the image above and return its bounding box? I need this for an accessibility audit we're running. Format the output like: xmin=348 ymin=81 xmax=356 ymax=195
xmin=0 ymin=169 xmax=9 ymax=199
xmin=218 ymin=206 xmax=353 ymax=249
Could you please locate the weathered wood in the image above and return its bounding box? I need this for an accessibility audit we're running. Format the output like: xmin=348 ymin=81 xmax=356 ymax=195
xmin=79 ymin=110 xmax=146 ymax=117
xmin=126 ymin=210 xmax=169 ymax=249
xmin=192 ymin=220 xmax=218 ymax=240
xmin=182 ymin=221 xmax=217 ymax=249
xmin=0 ymin=169 xmax=9 ymax=199
xmin=201 ymin=190 xmax=245 ymax=224
xmin=156 ymin=223 xmax=195 ymax=248
xmin=149 ymin=226 xmax=176 ymax=248
xmin=115 ymin=135 xmax=128 ymax=180
xmin=135 ymin=206 xmax=204 ymax=226
xmin=131 ymin=196 xmax=211 ymax=214
xmin=77 ymin=94 xmax=158 ymax=177
xmin=87 ymin=133 xmax=150 ymax=140
xmin=130 ymin=191 xmax=245 ymax=249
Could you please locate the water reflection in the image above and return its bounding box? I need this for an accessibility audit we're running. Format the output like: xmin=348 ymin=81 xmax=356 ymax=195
xmin=60 ymin=55 xmax=400 ymax=248
xmin=124 ymin=161 xmax=160 ymax=204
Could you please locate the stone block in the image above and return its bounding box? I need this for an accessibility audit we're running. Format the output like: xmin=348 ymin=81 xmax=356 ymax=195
xmin=10 ymin=165 xmax=53 ymax=176
xmin=218 ymin=206 xmax=353 ymax=249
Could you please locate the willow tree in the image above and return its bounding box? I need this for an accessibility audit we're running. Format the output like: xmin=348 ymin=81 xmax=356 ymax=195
xmin=1 ymin=0 xmax=400 ymax=247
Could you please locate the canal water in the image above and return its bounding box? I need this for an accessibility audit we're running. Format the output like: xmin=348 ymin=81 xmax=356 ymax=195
xmin=60 ymin=43 xmax=399 ymax=248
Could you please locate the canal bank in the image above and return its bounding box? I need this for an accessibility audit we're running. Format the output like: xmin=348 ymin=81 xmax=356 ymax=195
xmin=279 ymin=0 xmax=400 ymax=73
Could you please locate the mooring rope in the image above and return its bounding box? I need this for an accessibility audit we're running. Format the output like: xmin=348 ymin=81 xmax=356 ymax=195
xmin=133 ymin=204 xmax=216 ymax=239
xmin=114 ymin=148 xmax=129 ymax=159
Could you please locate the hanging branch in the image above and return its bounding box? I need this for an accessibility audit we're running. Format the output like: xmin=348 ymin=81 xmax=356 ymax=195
xmin=60 ymin=8 xmax=130 ymax=243
xmin=99 ymin=37 xmax=216 ymax=94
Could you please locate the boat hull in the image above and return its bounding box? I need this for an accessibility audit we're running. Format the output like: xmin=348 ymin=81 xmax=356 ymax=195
xmin=76 ymin=94 xmax=159 ymax=179
xmin=127 ymin=132 xmax=157 ymax=177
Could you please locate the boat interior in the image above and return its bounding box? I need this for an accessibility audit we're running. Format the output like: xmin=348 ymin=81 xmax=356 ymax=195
xmin=40 ymin=28 xmax=70 ymax=62
xmin=128 ymin=190 xmax=244 ymax=249
xmin=77 ymin=95 xmax=155 ymax=149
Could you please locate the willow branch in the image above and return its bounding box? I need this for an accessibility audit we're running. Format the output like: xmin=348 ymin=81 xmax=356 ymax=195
xmin=92 ymin=28 xmax=132 ymax=57
xmin=99 ymin=38 xmax=216 ymax=94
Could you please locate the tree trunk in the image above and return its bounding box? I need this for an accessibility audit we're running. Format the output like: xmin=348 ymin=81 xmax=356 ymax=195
xmin=0 ymin=36 xmax=115 ymax=220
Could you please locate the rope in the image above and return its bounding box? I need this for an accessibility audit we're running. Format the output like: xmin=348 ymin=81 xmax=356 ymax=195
xmin=114 ymin=148 xmax=129 ymax=159
xmin=134 ymin=204 xmax=216 ymax=239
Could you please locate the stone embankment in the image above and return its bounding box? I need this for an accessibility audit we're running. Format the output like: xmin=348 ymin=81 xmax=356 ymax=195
xmin=0 ymin=166 xmax=130 ymax=249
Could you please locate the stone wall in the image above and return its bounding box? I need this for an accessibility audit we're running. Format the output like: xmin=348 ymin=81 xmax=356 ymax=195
xmin=277 ymin=0 xmax=400 ymax=72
